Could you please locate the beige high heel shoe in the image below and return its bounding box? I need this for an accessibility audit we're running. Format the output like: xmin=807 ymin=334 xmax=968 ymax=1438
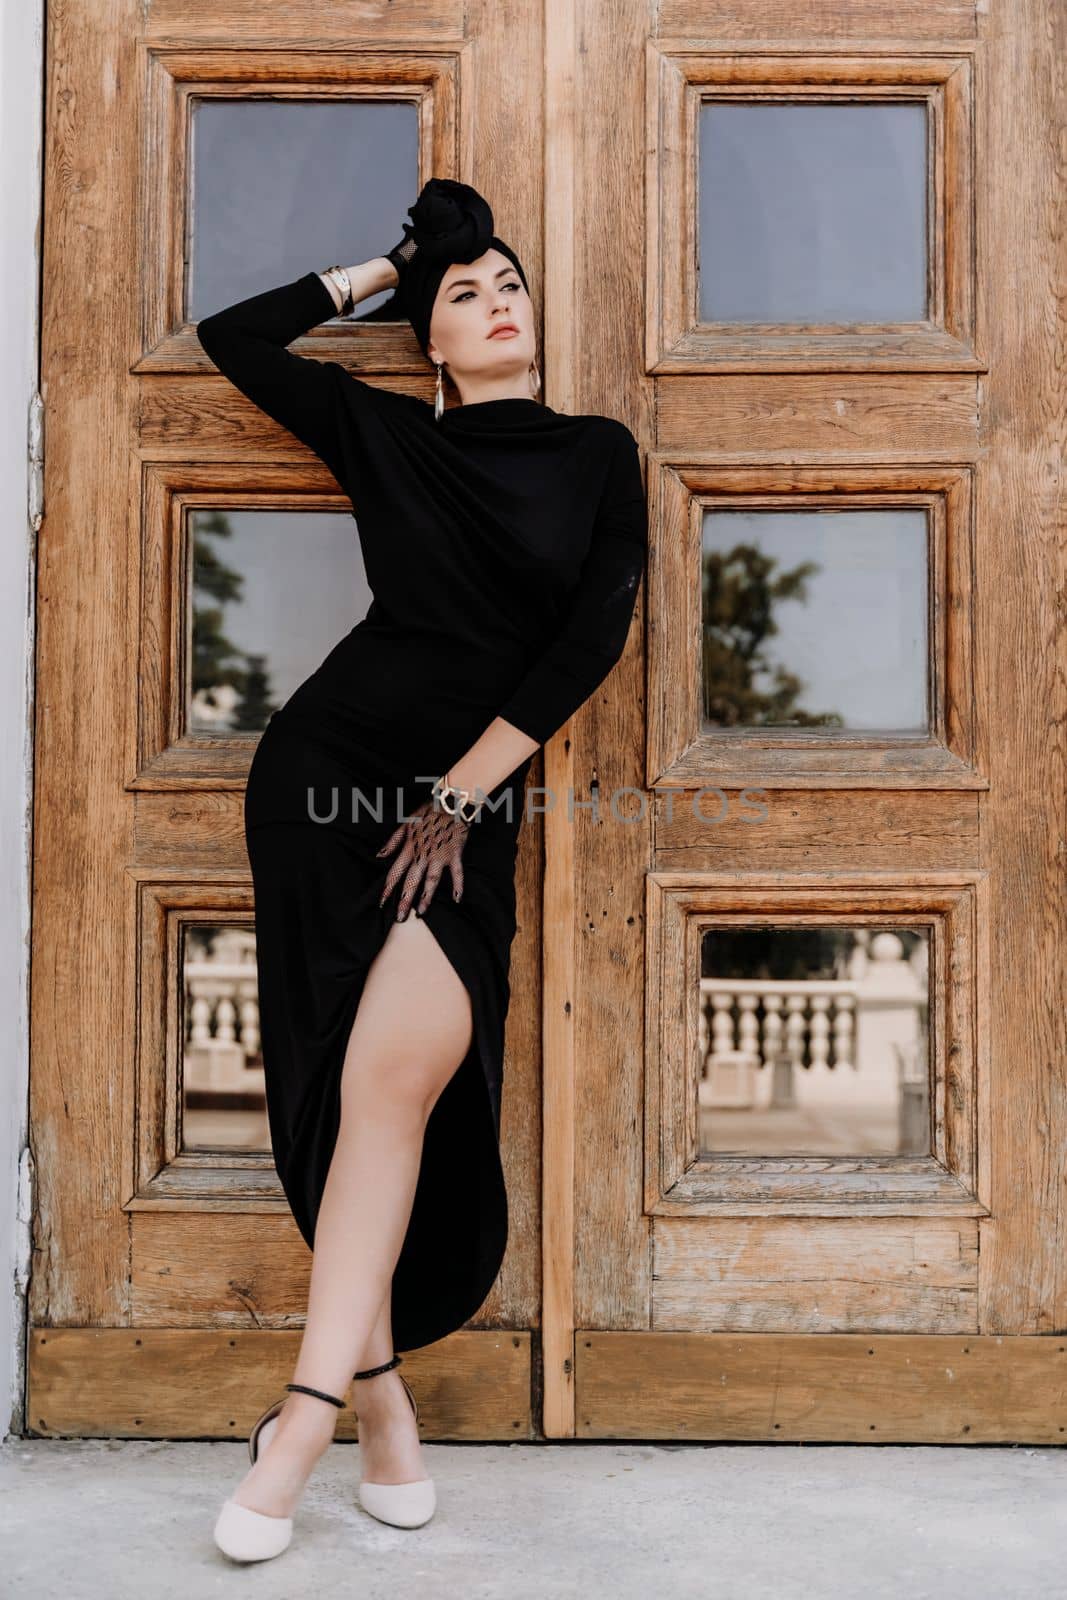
xmin=353 ymin=1354 xmax=436 ymax=1528
xmin=212 ymin=1381 xmax=347 ymax=1563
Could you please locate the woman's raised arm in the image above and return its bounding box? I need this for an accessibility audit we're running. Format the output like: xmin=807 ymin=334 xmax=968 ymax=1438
xmin=194 ymin=260 xmax=399 ymax=480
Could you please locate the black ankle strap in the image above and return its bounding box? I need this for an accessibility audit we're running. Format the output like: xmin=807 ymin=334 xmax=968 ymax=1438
xmin=284 ymin=1381 xmax=347 ymax=1409
xmin=353 ymin=1354 xmax=402 ymax=1379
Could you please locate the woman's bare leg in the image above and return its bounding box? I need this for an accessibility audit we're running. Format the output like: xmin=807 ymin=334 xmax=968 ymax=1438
xmin=231 ymin=913 xmax=473 ymax=1516
xmin=345 ymin=1282 xmax=425 ymax=1487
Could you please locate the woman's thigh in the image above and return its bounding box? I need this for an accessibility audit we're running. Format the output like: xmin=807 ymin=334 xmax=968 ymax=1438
xmin=339 ymin=913 xmax=474 ymax=1120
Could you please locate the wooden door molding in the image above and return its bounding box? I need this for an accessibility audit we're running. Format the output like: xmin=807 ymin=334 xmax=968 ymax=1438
xmin=646 ymin=459 xmax=985 ymax=790
xmin=136 ymin=45 xmax=464 ymax=373
xmin=124 ymin=870 xmax=272 ymax=1211
xmin=131 ymin=461 xmax=348 ymax=788
xmin=644 ymin=869 xmax=989 ymax=1215
xmin=646 ymin=46 xmax=978 ymax=372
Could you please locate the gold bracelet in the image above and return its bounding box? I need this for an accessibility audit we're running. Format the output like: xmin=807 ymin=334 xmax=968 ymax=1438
xmin=432 ymin=772 xmax=484 ymax=824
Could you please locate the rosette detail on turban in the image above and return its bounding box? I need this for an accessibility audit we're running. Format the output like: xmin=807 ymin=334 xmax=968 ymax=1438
xmin=355 ymin=178 xmax=529 ymax=355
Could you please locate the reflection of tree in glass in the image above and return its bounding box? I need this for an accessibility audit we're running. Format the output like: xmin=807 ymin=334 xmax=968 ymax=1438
xmin=702 ymin=924 xmax=853 ymax=981
xmin=702 ymin=543 xmax=843 ymax=728
xmin=191 ymin=510 xmax=278 ymax=731
xmin=701 ymin=925 xmax=925 ymax=982
xmin=233 ymin=654 xmax=275 ymax=732
xmin=185 ymin=924 xmax=219 ymax=964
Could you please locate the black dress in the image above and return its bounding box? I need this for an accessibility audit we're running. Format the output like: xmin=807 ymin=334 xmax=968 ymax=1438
xmin=195 ymin=271 xmax=647 ymax=1352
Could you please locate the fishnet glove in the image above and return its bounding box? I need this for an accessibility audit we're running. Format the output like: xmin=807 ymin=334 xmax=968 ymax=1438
xmin=376 ymin=797 xmax=471 ymax=921
xmin=384 ymin=223 xmax=419 ymax=281
xmin=385 ymin=178 xmax=494 ymax=280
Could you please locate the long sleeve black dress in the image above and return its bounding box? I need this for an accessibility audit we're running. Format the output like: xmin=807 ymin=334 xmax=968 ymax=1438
xmin=195 ymin=270 xmax=647 ymax=1353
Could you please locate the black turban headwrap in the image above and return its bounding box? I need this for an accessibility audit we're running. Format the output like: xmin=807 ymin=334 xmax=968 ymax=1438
xmin=351 ymin=178 xmax=530 ymax=356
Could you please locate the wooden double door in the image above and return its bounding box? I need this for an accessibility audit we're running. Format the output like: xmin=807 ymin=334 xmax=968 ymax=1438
xmin=29 ymin=0 xmax=1065 ymax=1443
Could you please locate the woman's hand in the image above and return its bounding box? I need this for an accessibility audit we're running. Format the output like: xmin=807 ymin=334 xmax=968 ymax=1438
xmin=384 ymin=223 xmax=418 ymax=281
xmin=376 ymin=797 xmax=471 ymax=921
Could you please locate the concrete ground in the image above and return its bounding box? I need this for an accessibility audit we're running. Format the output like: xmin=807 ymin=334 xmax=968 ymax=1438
xmin=2 ymin=1437 xmax=1064 ymax=1599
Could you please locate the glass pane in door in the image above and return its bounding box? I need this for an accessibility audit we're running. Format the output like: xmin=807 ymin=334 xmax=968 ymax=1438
xmin=701 ymin=507 xmax=928 ymax=733
xmin=188 ymin=97 xmax=419 ymax=321
xmin=181 ymin=922 xmax=268 ymax=1152
xmin=698 ymin=924 xmax=931 ymax=1157
xmin=187 ymin=507 xmax=369 ymax=735
xmin=698 ymin=101 xmax=927 ymax=323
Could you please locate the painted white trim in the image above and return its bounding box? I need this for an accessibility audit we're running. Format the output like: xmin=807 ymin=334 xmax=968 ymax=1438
xmin=0 ymin=0 xmax=45 ymax=1437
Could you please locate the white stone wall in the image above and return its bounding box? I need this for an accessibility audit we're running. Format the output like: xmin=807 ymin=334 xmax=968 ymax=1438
xmin=0 ymin=0 xmax=45 ymax=1438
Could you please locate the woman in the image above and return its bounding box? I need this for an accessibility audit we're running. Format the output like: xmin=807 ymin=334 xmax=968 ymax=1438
xmin=202 ymin=179 xmax=647 ymax=1562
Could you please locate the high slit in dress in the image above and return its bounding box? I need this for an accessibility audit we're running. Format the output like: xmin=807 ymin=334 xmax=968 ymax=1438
xmin=196 ymin=270 xmax=647 ymax=1353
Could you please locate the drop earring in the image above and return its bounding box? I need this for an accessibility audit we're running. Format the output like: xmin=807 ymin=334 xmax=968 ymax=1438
xmin=434 ymin=361 xmax=445 ymax=421
xmin=529 ymin=359 xmax=541 ymax=397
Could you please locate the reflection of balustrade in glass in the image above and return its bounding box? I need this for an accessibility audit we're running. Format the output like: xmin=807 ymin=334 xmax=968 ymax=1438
xmin=183 ymin=928 xmax=263 ymax=1101
xmin=699 ymin=985 xmax=857 ymax=1108
xmin=698 ymin=930 xmax=929 ymax=1156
